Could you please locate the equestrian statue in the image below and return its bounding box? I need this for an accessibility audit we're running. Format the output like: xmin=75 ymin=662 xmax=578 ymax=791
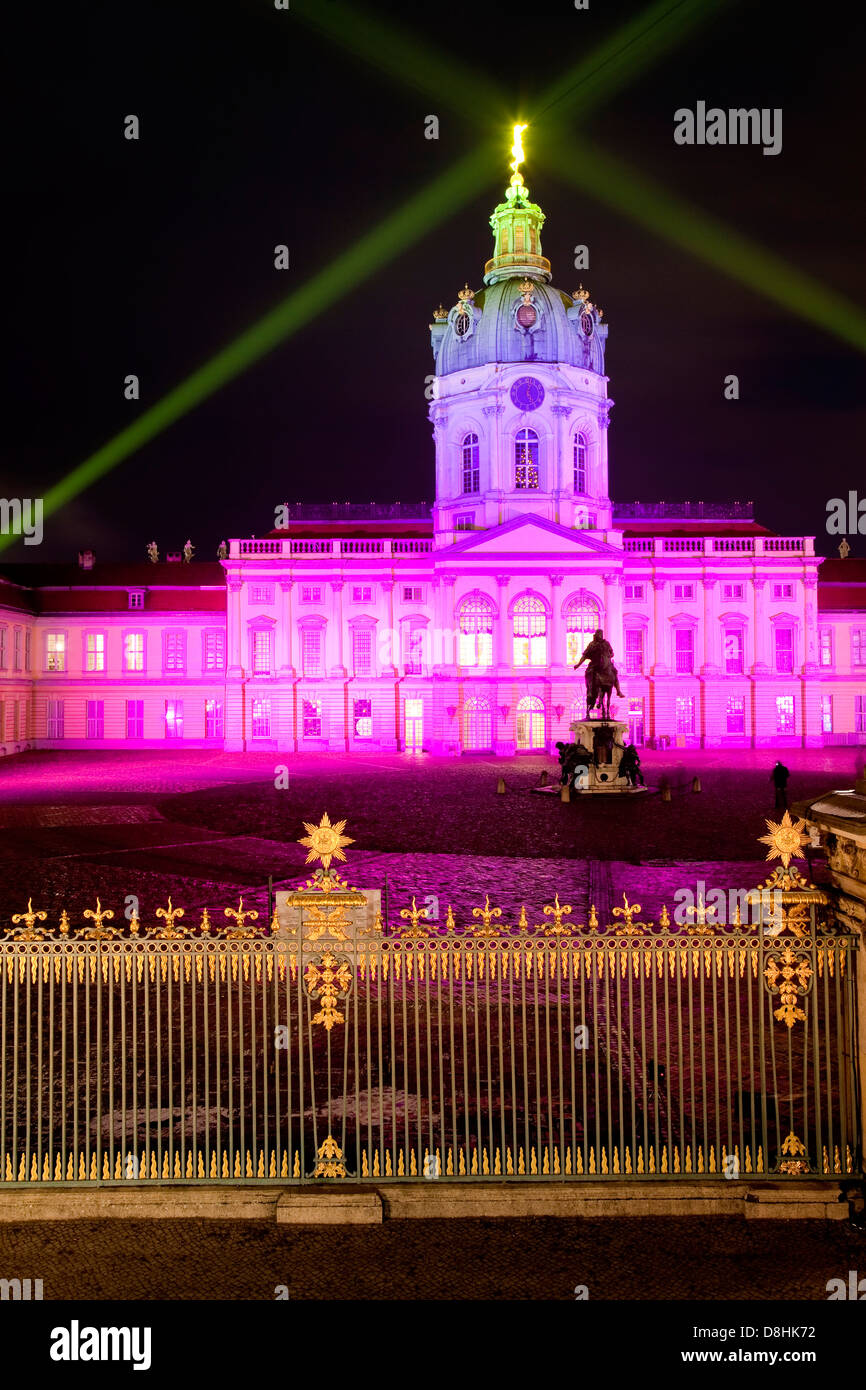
xmin=574 ymin=628 xmax=624 ymax=720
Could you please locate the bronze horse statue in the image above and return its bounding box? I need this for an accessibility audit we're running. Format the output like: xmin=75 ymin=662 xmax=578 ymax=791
xmin=574 ymin=629 xmax=624 ymax=720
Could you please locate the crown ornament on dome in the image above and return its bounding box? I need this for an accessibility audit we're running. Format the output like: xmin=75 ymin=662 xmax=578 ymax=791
xmin=432 ymin=304 xmax=448 ymax=322
xmin=457 ymin=283 xmax=475 ymax=303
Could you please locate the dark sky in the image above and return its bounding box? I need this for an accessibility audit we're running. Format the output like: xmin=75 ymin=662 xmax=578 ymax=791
xmin=5 ymin=0 xmax=865 ymax=562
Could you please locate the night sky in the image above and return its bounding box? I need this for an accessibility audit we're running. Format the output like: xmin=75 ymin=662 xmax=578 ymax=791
xmin=5 ymin=0 xmax=865 ymax=563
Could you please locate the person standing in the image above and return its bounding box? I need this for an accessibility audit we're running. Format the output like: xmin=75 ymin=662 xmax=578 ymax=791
xmin=770 ymin=760 xmax=790 ymax=811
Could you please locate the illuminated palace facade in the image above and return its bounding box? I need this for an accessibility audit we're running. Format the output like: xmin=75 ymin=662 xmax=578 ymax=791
xmin=2 ymin=155 xmax=866 ymax=757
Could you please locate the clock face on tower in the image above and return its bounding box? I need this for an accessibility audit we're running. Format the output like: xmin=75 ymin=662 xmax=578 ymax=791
xmin=509 ymin=376 xmax=545 ymax=411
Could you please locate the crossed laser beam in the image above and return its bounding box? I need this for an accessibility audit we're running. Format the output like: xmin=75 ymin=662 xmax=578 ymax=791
xmin=4 ymin=0 xmax=807 ymax=553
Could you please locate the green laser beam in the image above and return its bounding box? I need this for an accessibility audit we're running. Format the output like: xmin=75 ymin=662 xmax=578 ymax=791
xmin=542 ymin=135 xmax=866 ymax=354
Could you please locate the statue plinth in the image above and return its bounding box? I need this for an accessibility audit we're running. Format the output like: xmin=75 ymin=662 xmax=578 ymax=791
xmin=567 ymin=719 xmax=647 ymax=795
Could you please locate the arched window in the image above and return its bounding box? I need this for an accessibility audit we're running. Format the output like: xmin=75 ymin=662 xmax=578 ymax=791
xmin=515 ymin=429 xmax=539 ymax=490
xmin=457 ymin=594 xmax=494 ymax=668
xmin=513 ymin=594 xmax=547 ymax=666
xmin=462 ymin=433 xmax=479 ymax=494
xmin=463 ymin=696 xmax=493 ymax=751
xmin=564 ymin=592 xmax=602 ymax=665
xmin=574 ymin=432 xmax=588 ymax=493
xmin=516 ymin=695 xmax=545 ymax=751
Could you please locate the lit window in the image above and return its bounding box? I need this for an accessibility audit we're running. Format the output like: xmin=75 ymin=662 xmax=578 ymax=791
xmin=776 ymin=695 xmax=795 ymax=734
xmin=513 ymin=595 xmax=547 ymax=666
xmin=821 ymin=695 xmax=833 ymax=734
xmin=205 ymin=699 xmax=223 ymax=740
xmin=726 ymin=697 xmax=745 ymax=734
xmin=251 ymin=698 xmax=271 ymax=738
xmin=164 ymin=631 xmax=186 ymax=673
xmin=352 ymin=586 xmax=373 ymax=603
xmin=353 ymin=698 xmax=372 ymax=739
xmin=46 ymin=699 xmax=64 ymax=739
xmin=165 ymin=700 xmax=184 ymax=739
xmin=722 ymin=583 xmax=744 ymax=601
xmin=302 ymin=697 xmax=321 ymax=738
xmin=819 ymin=629 xmax=832 ymax=667
xmin=565 ymin=593 xmax=602 ymax=665
xmin=574 ymin=433 xmax=588 ymax=493
xmin=203 ymin=630 xmax=225 ymax=671
xmin=624 ymin=628 xmax=644 ymax=675
xmin=300 ymin=585 xmax=322 ymax=603
xmin=673 ymin=584 xmax=694 ymax=602
xmin=250 ymin=585 xmax=274 ymax=604
xmin=462 ymin=433 xmax=480 ymax=493
xmin=674 ymin=628 xmax=694 ymax=674
xmin=46 ymin=633 xmax=66 ymax=672
xmin=515 ymin=429 xmax=539 ymax=489
xmin=352 ymin=629 xmax=372 ymax=676
xmin=128 ymin=591 xmax=145 ymax=610
xmin=124 ymin=633 xmax=145 ymax=673
xmin=458 ymin=595 xmax=494 ymax=668
xmin=774 ymin=627 xmax=794 ymax=674
xmin=853 ymin=630 xmax=866 ymax=666
xmin=126 ymin=700 xmax=144 ymax=739
xmin=85 ymin=633 xmax=105 ymax=673
xmin=455 ymin=513 xmax=475 ymax=531
xmin=676 ymin=696 xmax=695 ymax=735
xmin=773 ymin=583 xmax=794 ymax=600
xmin=624 ymin=584 xmax=644 ymax=601
xmin=724 ymin=629 xmax=744 ymax=675
xmin=252 ymin=630 xmax=272 ymax=675
xmin=301 ymin=630 xmax=322 ymax=677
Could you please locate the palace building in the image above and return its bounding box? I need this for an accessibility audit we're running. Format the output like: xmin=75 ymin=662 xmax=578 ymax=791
xmin=2 ymin=145 xmax=865 ymax=757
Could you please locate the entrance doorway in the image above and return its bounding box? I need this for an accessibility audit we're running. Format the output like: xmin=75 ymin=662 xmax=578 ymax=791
xmin=463 ymin=696 xmax=492 ymax=752
xmin=628 ymin=697 xmax=645 ymax=746
xmin=405 ymin=698 xmax=423 ymax=752
xmin=516 ymin=695 xmax=545 ymax=751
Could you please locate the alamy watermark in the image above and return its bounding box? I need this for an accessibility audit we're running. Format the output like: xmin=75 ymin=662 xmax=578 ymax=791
xmin=672 ymin=881 xmax=783 ymax=929
xmin=674 ymin=102 xmax=782 ymax=157
xmin=0 ymin=498 xmax=42 ymax=546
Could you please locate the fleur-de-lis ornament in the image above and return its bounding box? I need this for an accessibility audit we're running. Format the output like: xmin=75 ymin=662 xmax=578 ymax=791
xmin=155 ymin=897 xmax=188 ymax=938
xmin=9 ymin=899 xmax=49 ymax=940
xmin=81 ymin=899 xmax=119 ymax=939
xmin=223 ymin=896 xmax=261 ymax=938
xmin=399 ymin=897 xmax=430 ymax=938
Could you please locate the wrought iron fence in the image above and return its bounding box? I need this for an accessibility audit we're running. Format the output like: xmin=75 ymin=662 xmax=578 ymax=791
xmin=0 ymin=879 xmax=859 ymax=1186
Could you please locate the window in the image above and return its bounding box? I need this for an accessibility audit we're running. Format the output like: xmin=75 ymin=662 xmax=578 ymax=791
xmin=403 ymin=586 xmax=423 ymax=603
xmin=722 ymin=583 xmax=745 ymax=601
xmin=726 ymin=697 xmax=745 ymax=734
xmin=673 ymin=584 xmax=694 ymax=602
xmin=565 ymin=593 xmax=602 ymax=664
xmin=13 ymin=629 xmax=22 ymax=670
xmin=0 ymin=627 xmax=5 ymax=669
xmin=300 ymin=585 xmax=322 ymax=603
xmin=124 ymin=632 xmax=145 ymax=673
xmin=821 ymin=695 xmax=833 ymax=734
xmin=302 ymin=697 xmax=321 ymax=738
xmin=574 ymin=433 xmax=588 ymax=493
xmin=126 ymin=699 xmax=144 ymax=739
xmin=128 ymin=591 xmax=145 ymax=610
xmin=353 ymin=698 xmax=372 ymax=739
xmin=774 ymin=627 xmax=794 ymax=674
xmin=455 ymin=513 xmax=475 ymax=531
xmin=12 ymin=702 xmax=19 ymax=741
xmin=819 ymin=628 xmax=833 ymax=667
xmin=404 ymin=625 xmax=425 ymax=675
xmin=24 ymin=630 xmax=31 ymax=671
xmin=250 ymin=585 xmax=274 ymax=604
xmin=462 ymin=433 xmax=480 ymax=493
xmin=46 ymin=699 xmax=64 ymax=739
xmin=352 ymin=586 xmax=373 ymax=603
xmin=624 ymin=584 xmax=644 ymax=601
xmin=86 ymin=700 xmax=104 ymax=739
xmin=352 ymin=628 xmax=372 ymax=676
xmin=624 ymin=628 xmax=644 ymax=675
xmin=856 ymin=695 xmax=866 ymax=734
xmin=723 ymin=629 xmax=744 ymax=675
xmin=776 ymin=695 xmax=795 ymax=734
xmin=165 ymin=700 xmax=184 ymax=739
xmin=513 ymin=595 xmax=547 ymax=666
xmin=676 ymin=696 xmax=695 ymax=735
xmin=463 ymin=695 xmax=492 ymax=751
xmin=164 ymin=630 xmax=186 ymax=673
xmin=773 ymin=583 xmax=794 ymax=600
xmin=252 ymin=630 xmax=272 ymax=676
xmin=674 ymin=628 xmax=694 ymax=674
xmin=458 ymin=595 xmax=494 ymax=668
xmin=205 ymin=698 xmax=223 ymax=740
xmin=251 ymin=697 xmax=271 ymax=739
xmin=301 ymin=629 xmax=322 ymax=677
xmin=203 ymin=630 xmax=225 ymax=671
xmin=85 ymin=633 xmax=105 ymax=673
xmin=853 ymin=630 xmax=866 ymax=667
xmin=45 ymin=633 xmax=65 ymax=672
xmin=514 ymin=428 xmax=539 ymax=489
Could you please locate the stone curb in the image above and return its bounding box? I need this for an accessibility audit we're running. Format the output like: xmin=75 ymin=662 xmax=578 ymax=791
xmin=0 ymin=1181 xmax=849 ymax=1223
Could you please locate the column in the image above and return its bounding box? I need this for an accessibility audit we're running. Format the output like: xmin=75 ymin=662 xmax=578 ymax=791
xmin=701 ymin=578 xmax=719 ymax=674
xmin=548 ymin=573 xmax=564 ymax=673
xmin=495 ymin=574 xmax=510 ymax=671
xmin=278 ymin=580 xmax=295 ymax=676
xmin=329 ymin=581 xmax=346 ymax=677
xmin=440 ymin=574 xmax=457 ymax=673
xmin=550 ymin=405 xmax=572 ymax=523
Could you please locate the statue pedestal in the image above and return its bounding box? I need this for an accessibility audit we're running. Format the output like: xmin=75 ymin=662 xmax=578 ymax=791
xmin=567 ymin=718 xmax=647 ymax=794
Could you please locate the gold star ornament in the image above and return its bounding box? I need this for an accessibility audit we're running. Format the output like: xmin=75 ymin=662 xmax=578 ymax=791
xmin=298 ymin=813 xmax=354 ymax=870
xmin=758 ymin=811 xmax=810 ymax=869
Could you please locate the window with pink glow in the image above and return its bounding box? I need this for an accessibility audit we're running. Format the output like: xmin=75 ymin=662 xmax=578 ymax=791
xmin=723 ymin=629 xmax=744 ymax=674
xmin=85 ymin=633 xmax=105 ymax=673
xmin=774 ymin=627 xmax=794 ymax=674
xmin=301 ymin=630 xmax=322 ymax=677
xmin=674 ymin=628 xmax=694 ymax=674
xmin=352 ymin=629 xmax=372 ymax=676
xmin=165 ymin=699 xmax=184 ymax=739
xmin=302 ymin=697 xmax=321 ymax=738
xmin=252 ymin=630 xmax=272 ymax=675
xmin=45 ymin=633 xmax=65 ymax=672
xmin=514 ymin=429 xmax=539 ymax=490
xmin=513 ymin=595 xmax=547 ymax=666
xmin=776 ymin=695 xmax=795 ymax=734
xmin=251 ymin=698 xmax=270 ymax=738
xmin=457 ymin=595 xmax=493 ymax=668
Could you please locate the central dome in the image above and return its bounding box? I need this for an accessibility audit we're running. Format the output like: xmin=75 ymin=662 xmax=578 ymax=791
xmin=434 ymin=277 xmax=605 ymax=376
